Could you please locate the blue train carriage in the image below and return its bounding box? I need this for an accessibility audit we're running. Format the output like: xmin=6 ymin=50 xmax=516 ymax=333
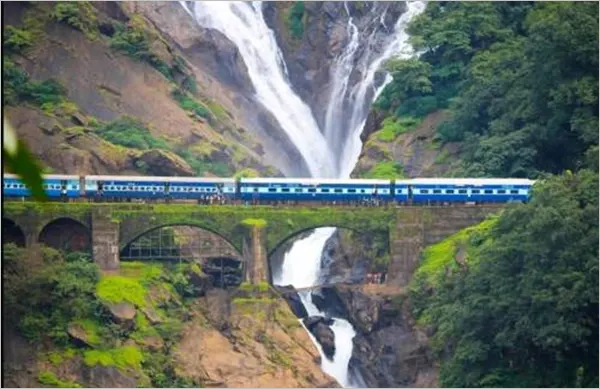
xmin=162 ymin=176 xmax=236 ymax=200
xmin=239 ymin=177 xmax=393 ymax=202
xmin=85 ymin=175 xmax=169 ymax=199
xmin=3 ymin=173 xmax=81 ymax=198
xmin=406 ymin=178 xmax=535 ymax=203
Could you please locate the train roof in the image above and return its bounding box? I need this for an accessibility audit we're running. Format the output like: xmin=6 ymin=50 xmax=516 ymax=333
xmin=240 ymin=177 xmax=391 ymax=185
xmin=85 ymin=175 xmax=235 ymax=183
xmin=397 ymin=178 xmax=536 ymax=186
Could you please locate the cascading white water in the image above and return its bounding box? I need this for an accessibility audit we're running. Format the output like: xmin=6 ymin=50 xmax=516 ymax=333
xmin=272 ymin=228 xmax=360 ymax=387
xmin=188 ymin=1 xmax=335 ymax=178
xmin=187 ymin=1 xmax=424 ymax=387
xmin=328 ymin=1 xmax=428 ymax=178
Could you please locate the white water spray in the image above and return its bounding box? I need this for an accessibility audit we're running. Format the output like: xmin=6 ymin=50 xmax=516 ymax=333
xmin=187 ymin=1 xmax=425 ymax=386
xmin=188 ymin=1 xmax=334 ymax=178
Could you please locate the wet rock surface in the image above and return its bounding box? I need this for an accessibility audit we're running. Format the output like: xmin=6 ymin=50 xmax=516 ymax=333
xmin=303 ymin=316 xmax=336 ymax=360
xmin=275 ymin=285 xmax=309 ymax=318
xmin=331 ymin=286 xmax=438 ymax=387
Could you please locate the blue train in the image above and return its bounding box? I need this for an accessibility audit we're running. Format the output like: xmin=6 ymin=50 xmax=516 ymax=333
xmin=3 ymin=173 xmax=535 ymax=204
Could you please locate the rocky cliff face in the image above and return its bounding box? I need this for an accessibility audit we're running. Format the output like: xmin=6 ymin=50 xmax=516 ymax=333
xmin=3 ymin=1 xmax=283 ymax=177
xmin=331 ymin=285 xmax=438 ymax=388
xmin=262 ymin=2 xmax=405 ymax=132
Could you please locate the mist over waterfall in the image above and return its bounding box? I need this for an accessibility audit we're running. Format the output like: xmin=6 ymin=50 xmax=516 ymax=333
xmin=186 ymin=1 xmax=424 ymax=387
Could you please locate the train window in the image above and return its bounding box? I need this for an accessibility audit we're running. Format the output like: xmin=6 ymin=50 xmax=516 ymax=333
xmin=268 ymin=188 xmax=277 ymax=192
xmin=472 ymin=189 xmax=480 ymax=194
xmin=321 ymin=189 xmax=330 ymax=193
xmin=458 ymin=189 xmax=467 ymax=194
xmin=433 ymin=189 xmax=442 ymax=194
xmin=484 ymin=189 xmax=493 ymax=194
xmin=445 ymin=189 xmax=454 ymax=194
xmin=282 ymin=188 xmax=290 ymax=192
xmin=295 ymin=188 xmax=303 ymax=193
xmin=348 ymin=189 xmax=356 ymax=193
xmin=420 ymin=189 xmax=429 ymax=194
xmin=334 ymin=189 xmax=343 ymax=193
xmin=510 ymin=189 xmax=519 ymax=194
xmin=308 ymin=188 xmax=316 ymax=193
xmin=254 ymin=188 xmax=259 ymax=192
xmin=360 ymin=189 xmax=365 ymax=193
xmin=497 ymin=190 xmax=506 ymax=194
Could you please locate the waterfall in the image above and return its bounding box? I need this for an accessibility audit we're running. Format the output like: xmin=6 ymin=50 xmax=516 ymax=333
xmin=186 ymin=1 xmax=424 ymax=387
xmin=188 ymin=1 xmax=335 ymax=178
xmin=325 ymin=1 xmax=428 ymax=178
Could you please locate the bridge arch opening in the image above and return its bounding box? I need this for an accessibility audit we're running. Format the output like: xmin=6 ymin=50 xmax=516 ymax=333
xmin=39 ymin=218 xmax=91 ymax=252
xmin=121 ymin=225 xmax=243 ymax=288
xmin=3 ymin=218 xmax=25 ymax=247
xmin=269 ymin=226 xmax=390 ymax=289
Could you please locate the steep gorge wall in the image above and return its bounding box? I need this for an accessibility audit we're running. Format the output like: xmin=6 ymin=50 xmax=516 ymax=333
xmin=3 ymin=1 xmax=285 ymax=177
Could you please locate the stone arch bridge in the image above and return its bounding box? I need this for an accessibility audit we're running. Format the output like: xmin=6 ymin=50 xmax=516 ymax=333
xmin=3 ymin=202 xmax=504 ymax=286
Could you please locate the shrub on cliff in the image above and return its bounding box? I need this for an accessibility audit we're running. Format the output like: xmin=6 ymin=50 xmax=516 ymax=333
xmin=286 ymin=2 xmax=305 ymax=40
xmin=3 ymin=245 xmax=100 ymax=344
xmin=96 ymin=116 xmax=169 ymax=151
xmin=50 ymin=2 xmax=98 ymax=40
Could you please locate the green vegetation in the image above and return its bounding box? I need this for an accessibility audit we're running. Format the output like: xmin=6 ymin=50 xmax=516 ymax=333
xmin=2 ymin=25 xmax=34 ymax=53
xmin=286 ymin=2 xmax=305 ymax=40
xmin=171 ymin=89 xmax=211 ymax=120
xmin=49 ymin=2 xmax=98 ymax=40
xmin=234 ymin=168 xmax=260 ymax=178
xmin=413 ymin=217 xmax=498 ymax=288
xmin=409 ymin=170 xmax=599 ymax=387
xmin=83 ymin=346 xmax=144 ymax=371
xmin=239 ymin=281 xmax=270 ymax=293
xmin=176 ymin=148 xmax=233 ymax=177
xmin=3 ymin=246 xmax=100 ymax=345
xmin=375 ymin=116 xmax=421 ymax=142
xmin=95 ymin=116 xmax=169 ymax=151
xmin=362 ymin=161 xmax=404 ymax=179
xmin=110 ymin=16 xmax=169 ymax=77
xmin=3 ymin=118 xmax=47 ymax=200
xmin=378 ymin=2 xmax=598 ymax=177
xmin=3 ymin=58 xmax=67 ymax=107
xmin=96 ymin=275 xmax=148 ymax=308
xmin=241 ymin=218 xmax=267 ymax=228
xmin=71 ymin=319 xmax=103 ymax=347
xmin=47 ymin=348 xmax=76 ymax=366
xmin=38 ymin=371 xmax=82 ymax=388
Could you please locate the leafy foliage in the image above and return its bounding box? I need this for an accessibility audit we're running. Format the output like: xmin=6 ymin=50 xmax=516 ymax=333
xmin=171 ymin=89 xmax=211 ymax=120
xmin=410 ymin=170 xmax=599 ymax=387
xmin=286 ymin=2 xmax=305 ymax=40
xmin=49 ymin=2 xmax=98 ymax=39
xmin=3 ymin=118 xmax=47 ymax=200
xmin=375 ymin=116 xmax=421 ymax=142
xmin=3 ymin=58 xmax=67 ymax=107
xmin=83 ymin=346 xmax=144 ymax=371
xmin=378 ymin=2 xmax=598 ymax=177
xmin=38 ymin=371 xmax=81 ymax=388
xmin=2 ymin=26 xmax=34 ymax=53
xmin=95 ymin=116 xmax=169 ymax=150
xmin=3 ymin=246 xmax=100 ymax=344
xmin=109 ymin=16 xmax=171 ymax=79
xmin=361 ymin=161 xmax=405 ymax=179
